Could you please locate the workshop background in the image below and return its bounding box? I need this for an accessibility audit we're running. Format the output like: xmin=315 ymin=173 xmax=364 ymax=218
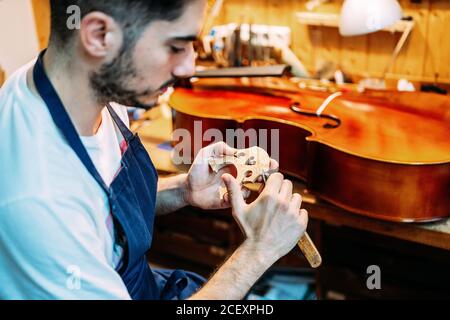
xmin=5 ymin=0 xmax=449 ymax=87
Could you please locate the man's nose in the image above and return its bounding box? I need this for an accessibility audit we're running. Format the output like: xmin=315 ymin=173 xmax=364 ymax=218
xmin=172 ymin=46 xmax=196 ymax=79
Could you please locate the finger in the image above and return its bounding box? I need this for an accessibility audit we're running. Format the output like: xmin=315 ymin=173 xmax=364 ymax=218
xmin=279 ymin=179 xmax=293 ymax=201
xmin=269 ymin=159 xmax=279 ymax=171
xmin=195 ymin=142 xmax=235 ymax=167
xmin=207 ymin=142 xmax=237 ymax=158
xmin=220 ymin=193 xmax=234 ymax=209
xmin=298 ymin=209 xmax=309 ymax=227
xmin=222 ymin=173 xmax=246 ymax=213
xmin=289 ymin=193 xmax=302 ymax=213
xmin=262 ymin=172 xmax=284 ymax=195
xmin=222 ymin=192 xmax=230 ymax=205
xmin=242 ymin=187 xmax=251 ymax=200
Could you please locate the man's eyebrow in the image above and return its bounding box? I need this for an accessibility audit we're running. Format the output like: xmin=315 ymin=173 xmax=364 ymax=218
xmin=169 ymin=35 xmax=199 ymax=42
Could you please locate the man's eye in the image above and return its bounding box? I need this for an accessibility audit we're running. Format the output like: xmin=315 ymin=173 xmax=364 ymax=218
xmin=171 ymin=46 xmax=185 ymax=54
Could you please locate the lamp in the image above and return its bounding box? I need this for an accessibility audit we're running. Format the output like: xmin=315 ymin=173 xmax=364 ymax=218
xmin=339 ymin=0 xmax=403 ymax=36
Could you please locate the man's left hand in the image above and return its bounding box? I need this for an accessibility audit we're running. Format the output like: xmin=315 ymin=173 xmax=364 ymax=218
xmin=183 ymin=142 xmax=279 ymax=210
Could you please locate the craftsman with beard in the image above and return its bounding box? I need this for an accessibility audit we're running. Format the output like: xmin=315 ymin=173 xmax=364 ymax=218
xmin=0 ymin=0 xmax=308 ymax=300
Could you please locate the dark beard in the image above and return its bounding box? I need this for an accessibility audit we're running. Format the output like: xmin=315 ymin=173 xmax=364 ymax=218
xmin=89 ymin=47 xmax=156 ymax=110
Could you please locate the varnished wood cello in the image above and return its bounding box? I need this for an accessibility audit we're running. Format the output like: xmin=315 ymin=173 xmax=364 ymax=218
xmin=169 ymin=75 xmax=450 ymax=223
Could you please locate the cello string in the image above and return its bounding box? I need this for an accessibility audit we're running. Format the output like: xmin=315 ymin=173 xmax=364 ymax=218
xmin=316 ymin=91 xmax=343 ymax=116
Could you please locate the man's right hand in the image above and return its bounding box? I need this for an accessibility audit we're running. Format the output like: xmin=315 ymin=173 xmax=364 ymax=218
xmin=189 ymin=172 xmax=308 ymax=300
xmin=222 ymin=172 xmax=308 ymax=263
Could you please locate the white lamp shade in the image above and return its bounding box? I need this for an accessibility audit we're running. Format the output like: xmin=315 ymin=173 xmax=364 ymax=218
xmin=339 ymin=0 xmax=403 ymax=36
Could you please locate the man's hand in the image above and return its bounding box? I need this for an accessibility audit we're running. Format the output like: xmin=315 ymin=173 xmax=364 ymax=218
xmin=222 ymin=172 xmax=308 ymax=261
xmin=189 ymin=171 xmax=308 ymax=300
xmin=184 ymin=142 xmax=278 ymax=210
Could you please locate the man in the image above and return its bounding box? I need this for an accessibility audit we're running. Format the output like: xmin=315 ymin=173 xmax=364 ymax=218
xmin=0 ymin=0 xmax=308 ymax=299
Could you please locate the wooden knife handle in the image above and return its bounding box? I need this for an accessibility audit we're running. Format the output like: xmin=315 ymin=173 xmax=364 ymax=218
xmin=298 ymin=232 xmax=322 ymax=268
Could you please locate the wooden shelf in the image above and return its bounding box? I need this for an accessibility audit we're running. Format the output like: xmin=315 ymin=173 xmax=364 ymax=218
xmin=296 ymin=11 xmax=414 ymax=34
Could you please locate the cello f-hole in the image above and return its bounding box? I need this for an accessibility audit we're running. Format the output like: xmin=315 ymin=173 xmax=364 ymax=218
xmin=290 ymin=102 xmax=341 ymax=129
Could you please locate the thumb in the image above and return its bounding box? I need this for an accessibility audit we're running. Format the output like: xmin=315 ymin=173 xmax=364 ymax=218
xmin=222 ymin=174 xmax=246 ymax=214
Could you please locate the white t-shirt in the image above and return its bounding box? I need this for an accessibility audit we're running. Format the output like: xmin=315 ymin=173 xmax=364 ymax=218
xmin=0 ymin=60 xmax=132 ymax=299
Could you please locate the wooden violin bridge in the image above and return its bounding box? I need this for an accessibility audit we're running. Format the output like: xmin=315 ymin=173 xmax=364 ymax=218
xmin=208 ymin=146 xmax=275 ymax=198
xmin=208 ymin=145 xmax=322 ymax=268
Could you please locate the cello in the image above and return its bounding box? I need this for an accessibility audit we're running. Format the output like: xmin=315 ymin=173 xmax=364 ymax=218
xmin=169 ymin=76 xmax=450 ymax=223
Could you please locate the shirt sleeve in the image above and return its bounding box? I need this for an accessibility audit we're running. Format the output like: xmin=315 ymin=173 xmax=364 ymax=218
xmin=0 ymin=196 xmax=131 ymax=300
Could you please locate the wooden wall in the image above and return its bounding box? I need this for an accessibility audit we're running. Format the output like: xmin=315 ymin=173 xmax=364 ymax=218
xmin=32 ymin=0 xmax=450 ymax=84
xmin=31 ymin=0 xmax=51 ymax=51
xmin=215 ymin=0 xmax=450 ymax=85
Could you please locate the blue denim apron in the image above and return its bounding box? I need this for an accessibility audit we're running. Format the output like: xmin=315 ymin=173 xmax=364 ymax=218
xmin=33 ymin=51 xmax=205 ymax=300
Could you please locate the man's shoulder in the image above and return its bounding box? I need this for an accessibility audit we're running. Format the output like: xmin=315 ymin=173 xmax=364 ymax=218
xmin=0 ymin=61 xmax=110 ymax=210
xmin=0 ymin=59 xmax=36 ymax=103
xmin=0 ymin=60 xmax=64 ymax=155
xmin=0 ymin=60 xmax=49 ymax=135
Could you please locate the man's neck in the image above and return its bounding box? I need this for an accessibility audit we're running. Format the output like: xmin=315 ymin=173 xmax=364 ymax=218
xmin=27 ymin=48 xmax=103 ymax=137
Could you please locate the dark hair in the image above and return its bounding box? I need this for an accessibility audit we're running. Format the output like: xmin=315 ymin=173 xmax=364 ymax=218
xmin=49 ymin=0 xmax=192 ymax=49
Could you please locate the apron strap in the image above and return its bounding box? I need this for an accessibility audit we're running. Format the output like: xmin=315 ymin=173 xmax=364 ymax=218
xmin=106 ymin=103 xmax=134 ymax=143
xmin=33 ymin=50 xmax=110 ymax=194
xmin=159 ymin=270 xmax=189 ymax=300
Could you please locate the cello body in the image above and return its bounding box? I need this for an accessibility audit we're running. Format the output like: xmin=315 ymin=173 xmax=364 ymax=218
xmin=169 ymin=78 xmax=450 ymax=222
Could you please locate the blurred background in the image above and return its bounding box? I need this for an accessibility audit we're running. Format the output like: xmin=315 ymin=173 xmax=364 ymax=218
xmin=1 ymin=0 xmax=450 ymax=92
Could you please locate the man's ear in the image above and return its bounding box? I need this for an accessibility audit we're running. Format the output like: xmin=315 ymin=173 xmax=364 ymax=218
xmin=79 ymin=12 xmax=123 ymax=59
